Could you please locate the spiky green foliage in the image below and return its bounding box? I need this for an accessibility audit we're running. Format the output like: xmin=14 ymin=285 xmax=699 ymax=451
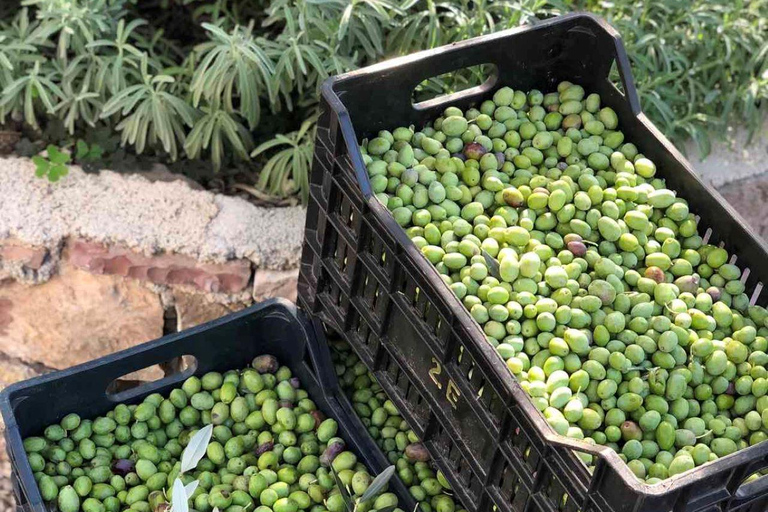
xmin=0 ymin=0 xmax=764 ymax=201
xmin=251 ymin=115 xmax=316 ymax=204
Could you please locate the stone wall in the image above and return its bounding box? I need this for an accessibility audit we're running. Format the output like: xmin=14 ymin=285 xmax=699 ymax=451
xmin=0 ymin=157 xmax=305 ymax=395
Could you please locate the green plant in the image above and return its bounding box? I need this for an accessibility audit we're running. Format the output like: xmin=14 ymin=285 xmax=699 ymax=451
xmin=74 ymin=139 xmax=103 ymax=161
xmin=1 ymin=61 xmax=65 ymax=129
xmin=589 ymin=0 xmax=768 ymax=154
xmin=55 ymin=55 xmax=102 ymax=133
xmin=190 ymin=22 xmax=275 ymax=129
xmin=87 ymin=18 xmax=148 ymax=95
xmin=0 ymin=0 xmax=763 ymax=203
xmin=32 ymin=143 xmax=69 ymax=181
xmin=184 ymin=104 xmax=252 ymax=170
xmin=251 ymin=115 xmax=316 ymax=203
xmin=100 ymin=55 xmax=197 ymax=160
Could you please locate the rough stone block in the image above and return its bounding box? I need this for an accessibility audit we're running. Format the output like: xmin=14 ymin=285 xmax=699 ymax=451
xmin=0 ymin=264 xmax=163 ymax=370
xmin=253 ymin=268 xmax=298 ymax=302
xmin=174 ymin=291 xmax=246 ymax=331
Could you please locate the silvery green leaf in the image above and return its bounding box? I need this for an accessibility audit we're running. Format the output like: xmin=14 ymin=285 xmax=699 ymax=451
xmin=330 ymin=467 xmax=354 ymax=512
xmin=482 ymin=250 xmax=501 ymax=280
xmin=359 ymin=465 xmax=395 ymax=503
xmin=180 ymin=423 xmax=213 ymax=474
xmin=184 ymin=480 xmax=199 ymax=498
xmin=171 ymin=478 xmax=188 ymax=512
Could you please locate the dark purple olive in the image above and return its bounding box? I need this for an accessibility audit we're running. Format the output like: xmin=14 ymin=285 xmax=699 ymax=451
xmin=557 ymin=161 xmax=568 ymax=171
xmin=405 ymin=443 xmax=431 ymax=462
xmin=563 ymin=233 xmax=583 ymax=244
xmin=252 ymin=355 xmax=279 ymax=374
xmin=290 ymin=377 xmax=301 ymax=389
xmin=279 ymin=400 xmax=294 ymax=409
xmin=644 ymin=266 xmax=665 ymax=284
xmin=495 ymin=151 xmax=505 ymax=167
xmin=255 ymin=441 xmax=274 ymax=456
xmin=463 ymin=142 xmax=486 ymax=161
xmin=111 ymin=458 xmax=135 ymax=476
xmin=567 ymin=241 xmax=587 ymax=257
xmin=707 ymin=286 xmax=722 ymax=302
xmin=726 ymin=382 xmax=736 ymax=396
xmin=320 ymin=439 xmax=345 ymax=467
xmin=310 ymin=410 xmax=326 ymax=429
xmin=452 ymin=152 xmax=467 ymax=161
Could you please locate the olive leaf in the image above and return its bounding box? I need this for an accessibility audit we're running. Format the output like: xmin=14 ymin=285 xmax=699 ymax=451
xmin=481 ymin=250 xmax=502 ymax=281
xmin=180 ymin=423 xmax=213 ymax=474
xmin=183 ymin=480 xmax=199 ymax=498
xmin=170 ymin=478 xmax=188 ymax=512
xmin=358 ymin=465 xmax=396 ymax=504
xmin=329 ymin=466 xmax=355 ymax=512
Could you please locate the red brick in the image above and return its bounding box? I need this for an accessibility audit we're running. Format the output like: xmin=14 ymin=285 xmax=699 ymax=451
xmin=67 ymin=239 xmax=252 ymax=293
xmin=0 ymin=240 xmax=47 ymax=270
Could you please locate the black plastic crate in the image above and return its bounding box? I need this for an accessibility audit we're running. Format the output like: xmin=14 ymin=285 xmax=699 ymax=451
xmin=0 ymin=299 xmax=415 ymax=512
xmin=298 ymin=12 xmax=768 ymax=512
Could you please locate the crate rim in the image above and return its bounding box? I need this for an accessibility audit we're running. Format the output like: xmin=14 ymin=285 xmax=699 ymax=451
xmin=0 ymin=297 xmax=299 ymax=420
xmin=311 ymin=12 xmax=768 ymax=502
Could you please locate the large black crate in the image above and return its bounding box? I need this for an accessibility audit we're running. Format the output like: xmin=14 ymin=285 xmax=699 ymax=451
xmin=0 ymin=299 xmax=415 ymax=512
xmin=298 ymin=12 xmax=768 ymax=512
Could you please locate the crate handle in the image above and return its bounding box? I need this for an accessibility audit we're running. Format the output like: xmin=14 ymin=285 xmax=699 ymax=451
xmin=731 ymin=467 xmax=768 ymax=508
xmin=411 ymin=63 xmax=498 ymax=112
xmin=105 ymin=355 xmax=198 ymax=403
xmin=327 ymin=13 xmax=641 ymax=123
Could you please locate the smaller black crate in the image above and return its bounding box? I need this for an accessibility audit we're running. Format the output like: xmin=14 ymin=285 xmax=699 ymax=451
xmin=299 ymin=12 xmax=768 ymax=512
xmin=0 ymin=299 xmax=414 ymax=512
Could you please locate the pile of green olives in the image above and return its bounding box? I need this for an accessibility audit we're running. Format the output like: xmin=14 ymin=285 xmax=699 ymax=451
xmin=362 ymin=81 xmax=768 ymax=483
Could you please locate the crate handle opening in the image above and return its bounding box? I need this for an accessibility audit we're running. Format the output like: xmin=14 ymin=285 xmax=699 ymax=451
xmin=411 ymin=63 xmax=498 ymax=112
xmin=105 ymin=355 xmax=198 ymax=402
xmin=733 ymin=466 xmax=768 ymax=507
